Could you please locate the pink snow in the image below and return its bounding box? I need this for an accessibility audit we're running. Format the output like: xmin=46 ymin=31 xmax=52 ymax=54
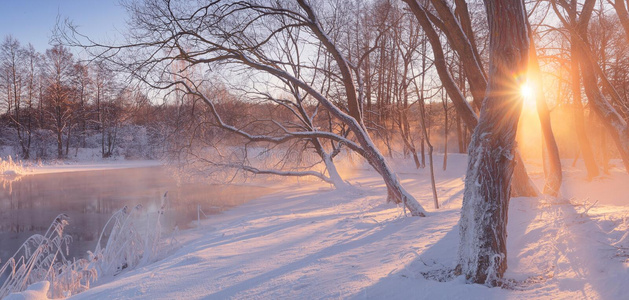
xmin=27 ymin=160 xmax=162 ymax=175
xmin=5 ymin=282 xmax=50 ymax=300
xmin=61 ymin=154 xmax=628 ymax=299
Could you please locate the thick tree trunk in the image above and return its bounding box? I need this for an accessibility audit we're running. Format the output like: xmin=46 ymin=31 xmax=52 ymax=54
xmin=457 ymin=0 xmax=529 ymax=285
xmin=510 ymin=152 xmax=539 ymax=197
xmin=312 ymin=138 xmax=346 ymax=189
xmin=322 ymin=153 xmax=345 ymax=188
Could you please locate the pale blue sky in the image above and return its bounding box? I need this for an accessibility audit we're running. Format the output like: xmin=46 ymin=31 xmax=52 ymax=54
xmin=0 ymin=0 xmax=127 ymax=52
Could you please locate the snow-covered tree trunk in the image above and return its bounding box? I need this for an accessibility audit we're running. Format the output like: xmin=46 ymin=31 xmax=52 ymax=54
xmin=322 ymin=153 xmax=345 ymax=188
xmin=457 ymin=0 xmax=529 ymax=285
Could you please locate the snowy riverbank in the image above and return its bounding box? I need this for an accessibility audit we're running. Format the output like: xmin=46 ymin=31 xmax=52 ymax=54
xmin=0 ymin=156 xmax=162 ymax=177
xmin=7 ymin=154 xmax=629 ymax=299
xmin=27 ymin=160 xmax=163 ymax=175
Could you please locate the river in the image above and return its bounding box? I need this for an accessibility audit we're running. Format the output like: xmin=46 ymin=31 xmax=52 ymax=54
xmin=0 ymin=166 xmax=274 ymax=265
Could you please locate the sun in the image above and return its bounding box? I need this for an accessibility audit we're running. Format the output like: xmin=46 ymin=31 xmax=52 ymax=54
xmin=520 ymin=81 xmax=536 ymax=109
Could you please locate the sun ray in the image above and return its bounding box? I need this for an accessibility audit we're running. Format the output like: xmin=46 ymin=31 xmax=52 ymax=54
xmin=520 ymin=81 xmax=536 ymax=110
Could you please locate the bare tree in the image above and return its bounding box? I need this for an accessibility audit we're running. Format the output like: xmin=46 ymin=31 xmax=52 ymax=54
xmin=21 ymin=44 xmax=38 ymax=160
xmin=441 ymin=89 xmax=450 ymax=170
xmin=411 ymin=47 xmax=439 ymax=209
xmin=60 ymin=0 xmax=428 ymax=215
xmin=72 ymin=62 xmax=91 ymax=148
xmin=456 ymin=0 xmax=530 ymax=285
xmin=42 ymin=45 xmax=75 ymax=159
xmin=1 ymin=36 xmax=33 ymax=158
xmin=393 ymin=6 xmax=423 ymax=169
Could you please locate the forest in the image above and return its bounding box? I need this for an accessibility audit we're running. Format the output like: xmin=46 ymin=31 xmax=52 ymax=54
xmin=1 ymin=0 xmax=629 ymax=298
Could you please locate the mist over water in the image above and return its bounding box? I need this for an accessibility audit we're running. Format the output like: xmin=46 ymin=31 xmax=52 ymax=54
xmin=0 ymin=167 xmax=274 ymax=264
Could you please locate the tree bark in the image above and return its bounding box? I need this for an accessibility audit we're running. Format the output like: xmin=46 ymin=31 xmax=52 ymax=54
xmin=456 ymin=0 xmax=529 ymax=285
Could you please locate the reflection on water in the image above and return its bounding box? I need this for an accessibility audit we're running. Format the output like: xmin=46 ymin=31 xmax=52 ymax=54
xmin=0 ymin=166 xmax=274 ymax=264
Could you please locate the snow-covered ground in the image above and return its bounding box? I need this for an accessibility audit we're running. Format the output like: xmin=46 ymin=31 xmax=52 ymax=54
xmin=0 ymin=146 xmax=162 ymax=176
xmin=8 ymin=154 xmax=629 ymax=299
xmin=36 ymin=155 xmax=629 ymax=299
xmin=27 ymin=160 xmax=162 ymax=175
xmin=0 ymin=156 xmax=161 ymax=176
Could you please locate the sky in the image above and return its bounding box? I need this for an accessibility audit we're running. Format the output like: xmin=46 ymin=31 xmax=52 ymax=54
xmin=0 ymin=0 xmax=127 ymax=53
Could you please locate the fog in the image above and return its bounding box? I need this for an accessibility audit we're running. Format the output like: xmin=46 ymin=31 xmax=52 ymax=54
xmin=0 ymin=167 xmax=275 ymax=264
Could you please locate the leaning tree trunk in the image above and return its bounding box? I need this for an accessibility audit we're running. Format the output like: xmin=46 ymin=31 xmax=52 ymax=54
xmin=578 ymin=53 xmax=629 ymax=172
xmin=570 ymin=43 xmax=599 ymax=179
xmin=457 ymin=0 xmax=529 ymax=285
xmin=295 ymin=0 xmax=427 ymax=216
xmin=529 ymin=31 xmax=563 ymax=196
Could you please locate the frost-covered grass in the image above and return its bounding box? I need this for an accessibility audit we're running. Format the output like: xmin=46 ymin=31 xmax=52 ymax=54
xmin=0 ymin=156 xmax=27 ymax=176
xmin=0 ymin=214 xmax=96 ymax=299
xmin=89 ymin=196 xmax=175 ymax=277
xmin=1 ymin=194 xmax=177 ymax=299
